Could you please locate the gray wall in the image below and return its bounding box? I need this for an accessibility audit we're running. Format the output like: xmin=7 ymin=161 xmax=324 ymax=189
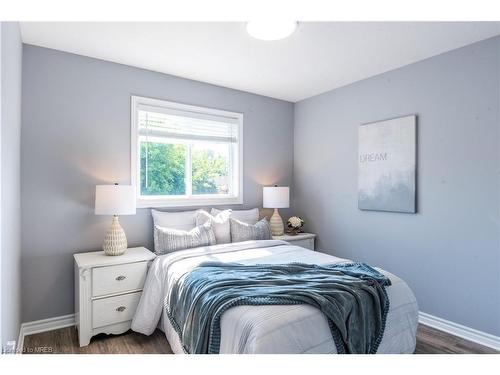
xmin=1 ymin=22 xmax=23 ymax=345
xmin=294 ymin=36 xmax=500 ymax=336
xmin=21 ymin=45 xmax=294 ymax=322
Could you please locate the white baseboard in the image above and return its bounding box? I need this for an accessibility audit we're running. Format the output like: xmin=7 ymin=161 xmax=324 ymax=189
xmin=18 ymin=314 xmax=75 ymax=352
xmin=419 ymin=311 xmax=500 ymax=351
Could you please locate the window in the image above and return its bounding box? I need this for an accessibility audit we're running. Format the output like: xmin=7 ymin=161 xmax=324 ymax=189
xmin=131 ymin=96 xmax=243 ymax=207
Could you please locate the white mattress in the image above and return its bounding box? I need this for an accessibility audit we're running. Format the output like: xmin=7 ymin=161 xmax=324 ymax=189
xmin=131 ymin=240 xmax=418 ymax=354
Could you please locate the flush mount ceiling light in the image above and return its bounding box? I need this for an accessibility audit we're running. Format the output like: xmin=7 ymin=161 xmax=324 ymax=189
xmin=246 ymin=21 xmax=298 ymax=41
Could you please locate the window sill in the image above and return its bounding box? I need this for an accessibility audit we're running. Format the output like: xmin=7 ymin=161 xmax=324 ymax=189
xmin=136 ymin=195 xmax=243 ymax=209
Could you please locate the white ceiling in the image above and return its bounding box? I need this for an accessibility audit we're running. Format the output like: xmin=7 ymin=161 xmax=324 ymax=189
xmin=20 ymin=22 xmax=500 ymax=102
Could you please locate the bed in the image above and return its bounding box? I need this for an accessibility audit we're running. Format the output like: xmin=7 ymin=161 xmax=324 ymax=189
xmin=131 ymin=239 xmax=418 ymax=354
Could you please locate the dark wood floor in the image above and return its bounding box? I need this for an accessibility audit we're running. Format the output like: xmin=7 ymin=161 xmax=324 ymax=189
xmin=23 ymin=327 xmax=172 ymax=354
xmin=414 ymin=324 xmax=497 ymax=354
xmin=23 ymin=323 xmax=497 ymax=354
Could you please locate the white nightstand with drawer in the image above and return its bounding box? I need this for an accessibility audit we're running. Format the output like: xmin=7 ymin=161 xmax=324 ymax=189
xmin=74 ymin=247 xmax=155 ymax=347
xmin=272 ymin=233 xmax=316 ymax=251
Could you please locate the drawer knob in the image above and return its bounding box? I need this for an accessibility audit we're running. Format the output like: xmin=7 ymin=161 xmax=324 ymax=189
xmin=116 ymin=306 xmax=126 ymax=312
xmin=115 ymin=275 xmax=126 ymax=281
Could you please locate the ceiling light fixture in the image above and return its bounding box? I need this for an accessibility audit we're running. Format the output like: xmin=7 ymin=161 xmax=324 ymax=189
xmin=246 ymin=21 xmax=298 ymax=41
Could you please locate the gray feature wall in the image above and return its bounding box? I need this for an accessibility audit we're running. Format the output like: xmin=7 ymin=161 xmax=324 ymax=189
xmin=294 ymin=36 xmax=500 ymax=336
xmin=1 ymin=22 xmax=23 ymax=345
xmin=21 ymin=45 xmax=294 ymax=322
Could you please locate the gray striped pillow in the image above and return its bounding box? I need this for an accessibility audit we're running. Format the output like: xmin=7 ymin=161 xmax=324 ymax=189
xmin=230 ymin=218 xmax=271 ymax=243
xmin=154 ymin=223 xmax=216 ymax=255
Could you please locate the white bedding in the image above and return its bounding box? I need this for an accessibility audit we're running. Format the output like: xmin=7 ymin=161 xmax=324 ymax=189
xmin=131 ymin=240 xmax=418 ymax=354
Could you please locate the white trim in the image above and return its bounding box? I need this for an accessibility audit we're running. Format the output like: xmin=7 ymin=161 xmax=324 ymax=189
xmin=419 ymin=311 xmax=500 ymax=351
xmin=136 ymin=195 xmax=243 ymax=209
xmin=130 ymin=95 xmax=244 ymax=208
xmin=18 ymin=314 xmax=75 ymax=352
xmin=17 ymin=324 xmax=22 ymax=353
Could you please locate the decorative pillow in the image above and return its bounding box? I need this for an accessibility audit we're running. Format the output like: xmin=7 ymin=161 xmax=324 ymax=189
xmin=211 ymin=207 xmax=259 ymax=225
xmin=230 ymin=218 xmax=271 ymax=243
xmin=195 ymin=209 xmax=231 ymax=244
xmin=151 ymin=209 xmax=198 ymax=231
xmin=154 ymin=223 xmax=216 ymax=255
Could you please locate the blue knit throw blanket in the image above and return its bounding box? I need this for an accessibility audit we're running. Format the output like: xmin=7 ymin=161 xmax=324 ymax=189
xmin=165 ymin=262 xmax=391 ymax=354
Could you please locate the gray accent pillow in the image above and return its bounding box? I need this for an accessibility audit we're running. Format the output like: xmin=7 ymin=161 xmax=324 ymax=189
xmin=154 ymin=223 xmax=216 ymax=255
xmin=230 ymin=218 xmax=271 ymax=243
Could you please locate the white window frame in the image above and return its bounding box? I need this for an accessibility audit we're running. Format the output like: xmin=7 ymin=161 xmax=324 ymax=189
xmin=131 ymin=95 xmax=243 ymax=208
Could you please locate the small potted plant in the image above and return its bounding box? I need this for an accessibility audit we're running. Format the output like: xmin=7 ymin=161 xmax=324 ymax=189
xmin=287 ymin=216 xmax=304 ymax=235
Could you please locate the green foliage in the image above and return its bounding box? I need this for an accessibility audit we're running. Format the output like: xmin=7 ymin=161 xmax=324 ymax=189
xmin=192 ymin=148 xmax=228 ymax=194
xmin=140 ymin=142 xmax=186 ymax=195
xmin=140 ymin=142 xmax=228 ymax=196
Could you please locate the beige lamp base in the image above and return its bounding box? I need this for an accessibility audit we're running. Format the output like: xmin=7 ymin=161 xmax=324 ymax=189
xmin=103 ymin=215 xmax=127 ymax=256
xmin=269 ymin=208 xmax=285 ymax=236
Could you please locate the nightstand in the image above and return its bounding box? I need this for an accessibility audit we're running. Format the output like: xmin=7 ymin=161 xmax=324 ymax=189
xmin=272 ymin=233 xmax=316 ymax=251
xmin=74 ymin=247 xmax=155 ymax=347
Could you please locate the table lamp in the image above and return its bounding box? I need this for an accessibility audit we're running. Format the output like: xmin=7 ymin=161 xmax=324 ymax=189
xmin=95 ymin=183 xmax=136 ymax=256
xmin=263 ymin=185 xmax=290 ymax=236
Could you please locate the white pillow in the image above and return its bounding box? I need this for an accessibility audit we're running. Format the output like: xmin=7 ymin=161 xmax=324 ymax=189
xmin=196 ymin=210 xmax=231 ymax=244
xmin=211 ymin=208 xmax=259 ymax=225
xmin=151 ymin=209 xmax=199 ymax=231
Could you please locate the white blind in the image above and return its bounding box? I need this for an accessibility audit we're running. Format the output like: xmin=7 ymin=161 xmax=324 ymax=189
xmin=138 ymin=105 xmax=239 ymax=143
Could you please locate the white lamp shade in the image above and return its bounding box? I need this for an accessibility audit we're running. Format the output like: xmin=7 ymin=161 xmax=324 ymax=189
xmin=263 ymin=186 xmax=290 ymax=209
xmin=95 ymin=185 xmax=136 ymax=215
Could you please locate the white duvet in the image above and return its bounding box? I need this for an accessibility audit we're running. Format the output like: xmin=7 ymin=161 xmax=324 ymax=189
xmin=131 ymin=240 xmax=418 ymax=354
